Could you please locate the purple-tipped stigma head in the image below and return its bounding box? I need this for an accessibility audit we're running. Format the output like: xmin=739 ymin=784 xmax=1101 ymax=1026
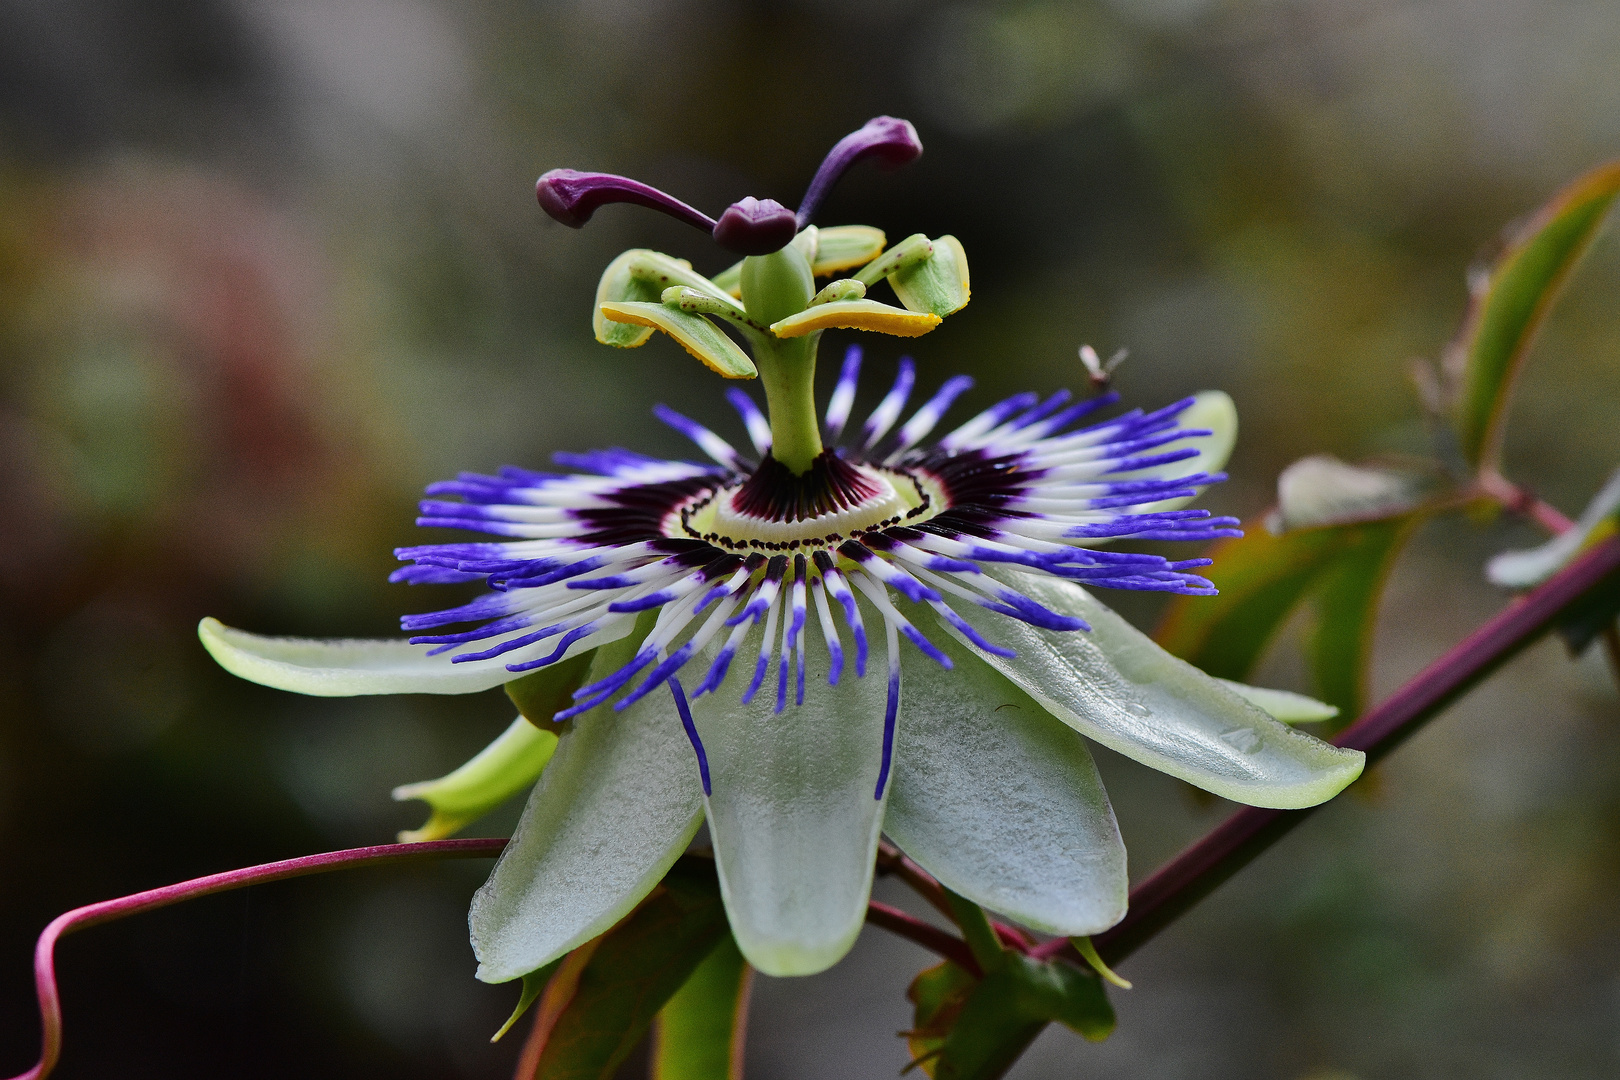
xmin=536 ymin=117 xmax=923 ymax=256
xmin=536 ymin=168 xmax=718 ymax=234
xmin=713 ymin=197 xmax=800 ymax=256
xmin=796 ymin=117 xmax=924 ymax=227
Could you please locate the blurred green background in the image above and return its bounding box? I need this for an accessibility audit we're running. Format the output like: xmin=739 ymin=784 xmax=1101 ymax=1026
xmin=1 ymin=2 xmax=1618 ymax=1077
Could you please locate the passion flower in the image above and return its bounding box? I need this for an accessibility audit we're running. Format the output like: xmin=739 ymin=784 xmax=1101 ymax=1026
xmin=201 ymin=118 xmax=1362 ymax=981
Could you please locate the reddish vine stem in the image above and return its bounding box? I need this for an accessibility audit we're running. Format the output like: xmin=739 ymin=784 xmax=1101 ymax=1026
xmin=1088 ymin=531 xmax=1620 ymax=967
xmin=1476 ymin=470 xmax=1576 ymax=535
xmin=6 ymin=838 xmax=508 ymax=1080
xmin=865 ymin=902 xmax=981 ymax=976
xmin=8 ymin=835 xmax=985 ymax=1080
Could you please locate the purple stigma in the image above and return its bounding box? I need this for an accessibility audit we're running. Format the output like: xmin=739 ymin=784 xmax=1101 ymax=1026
xmin=796 ymin=116 xmax=923 ymax=227
xmin=713 ymin=196 xmax=800 ymax=255
xmin=535 ymin=168 xmax=718 ymax=235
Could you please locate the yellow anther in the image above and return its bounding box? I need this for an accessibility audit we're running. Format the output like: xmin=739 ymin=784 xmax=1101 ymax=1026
xmin=599 ymin=301 xmax=758 ymax=378
xmin=769 ymin=299 xmax=942 ymax=339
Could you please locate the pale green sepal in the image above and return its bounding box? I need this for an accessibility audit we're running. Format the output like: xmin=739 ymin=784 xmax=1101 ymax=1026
xmin=469 ymin=624 xmax=705 ymax=983
xmin=393 ymin=716 xmax=559 ymax=842
xmin=1071 ymin=937 xmax=1131 ymax=989
xmin=490 ymin=959 xmax=560 ymax=1042
xmin=594 ymin=249 xmax=746 ymax=348
xmin=196 ymin=616 xmax=631 ymax=697
xmin=1487 ymin=465 xmax=1620 ymax=588
xmin=808 ymin=278 xmax=866 ymax=306
xmin=687 ymin=619 xmax=890 ymax=977
xmin=854 ymin=232 xmax=932 ymax=286
xmin=941 ymin=568 xmax=1364 ymax=809
xmin=1122 ymin=390 xmax=1237 ymax=514
xmin=599 ymin=301 xmax=757 ymax=379
xmin=1216 ymin=680 xmax=1340 ymax=724
xmin=884 ymin=632 xmax=1127 ymax=937
xmin=810 ymin=225 xmax=886 ymax=276
xmin=889 ymin=234 xmax=971 ymax=317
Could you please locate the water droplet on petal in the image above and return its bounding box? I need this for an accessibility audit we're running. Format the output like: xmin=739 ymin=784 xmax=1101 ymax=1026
xmin=1220 ymin=726 xmax=1262 ymax=753
xmin=1125 ymin=701 xmax=1151 ymax=717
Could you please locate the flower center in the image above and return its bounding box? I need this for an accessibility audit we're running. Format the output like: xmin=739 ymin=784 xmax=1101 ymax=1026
xmin=674 ymin=453 xmax=941 ymax=553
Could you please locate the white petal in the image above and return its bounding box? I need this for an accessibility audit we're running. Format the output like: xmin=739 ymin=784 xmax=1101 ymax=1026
xmin=1487 ymin=464 xmax=1620 ymax=588
xmin=687 ymin=619 xmax=890 ymax=977
xmin=469 ymin=685 xmax=704 ymax=983
xmin=884 ymin=633 xmax=1127 ymax=937
xmin=1217 ymin=679 xmax=1340 ymax=724
xmin=197 ymin=616 xmax=631 ymax=696
xmin=1272 ymin=454 xmax=1430 ymax=531
xmin=940 ymin=568 xmax=1364 ymax=809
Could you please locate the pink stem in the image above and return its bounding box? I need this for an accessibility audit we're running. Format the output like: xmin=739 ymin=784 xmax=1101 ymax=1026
xmin=7 ymin=838 xmax=508 ymax=1080
xmin=1477 ymin=470 xmax=1576 ymax=535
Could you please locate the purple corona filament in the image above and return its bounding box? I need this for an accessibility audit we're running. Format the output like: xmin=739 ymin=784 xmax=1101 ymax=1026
xmin=391 ymin=365 xmax=1241 ymax=800
xmin=533 ymin=117 xmax=924 ymax=255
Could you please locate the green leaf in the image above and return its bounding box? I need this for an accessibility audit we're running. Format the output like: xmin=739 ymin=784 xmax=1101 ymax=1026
xmin=597 ymin=301 xmax=757 ymax=379
xmin=1154 ymin=525 xmax=1353 ymax=681
xmin=650 ymin=934 xmax=751 ymax=1080
xmin=934 ymin=955 xmax=1113 ymax=1080
xmin=521 ymin=857 xmax=732 ymax=1080
xmin=905 ymin=961 xmax=977 ymax=1077
xmin=1307 ymin=518 xmax=1417 ymax=726
xmin=1452 ymin=159 xmax=1620 ymax=469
